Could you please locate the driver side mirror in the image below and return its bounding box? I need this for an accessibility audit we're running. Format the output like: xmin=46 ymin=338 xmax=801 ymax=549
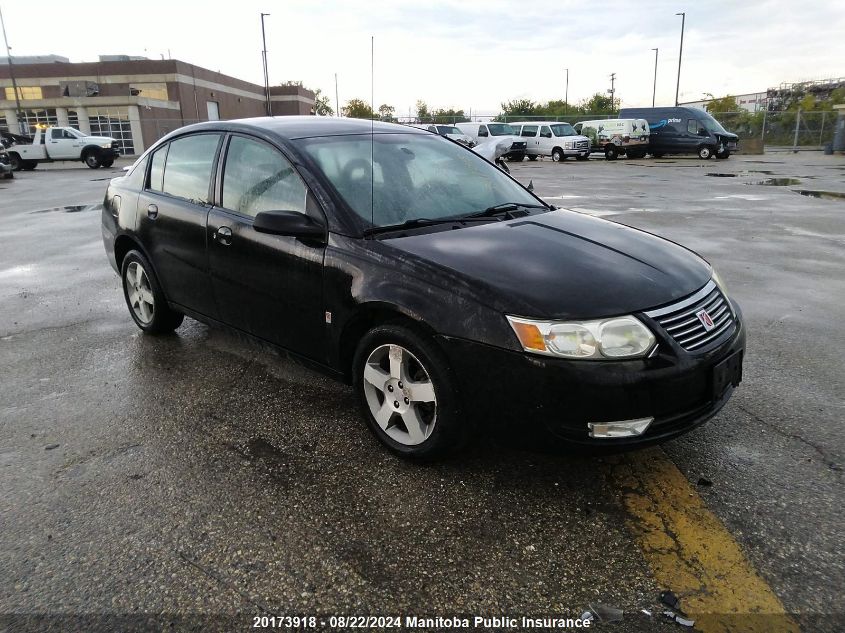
xmin=253 ymin=210 xmax=325 ymax=241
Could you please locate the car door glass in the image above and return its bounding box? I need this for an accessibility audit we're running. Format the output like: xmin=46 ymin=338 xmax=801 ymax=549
xmin=148 ymin=145 xmax=167 ymax=192
xmin=687 ymin=119 xmax=699 ymax=135
xmin=51 ymin=129 xmax=63 ymax=140
xmin=521 ymin=125 xmax=538 ymax=137
xmin=161 ymin=134 xmax=221 ymax=203
xmin=222 ymin=136 xmax=307 ymax=217
xmin=540 ymin=126 xmax=552 ymax=138
xmin=478 ymin=126 xmax=488 ymax=137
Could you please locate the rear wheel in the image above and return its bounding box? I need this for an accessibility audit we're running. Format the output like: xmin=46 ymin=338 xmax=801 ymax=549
xmin=354 ymin=324 xmax=467 ymax=460
xmin=605 ymin=145 xmax=619 ymax=160
xmin=551 ymin=148 xmax=564 ymax=162
xmin=84 ymin=150 xmax=102 ymax=169
xmin=698 ymin=145 xmax=713 ymax=160
xmin=121 ymin=250 xmax=183 ymax=334
xmin=627 ymin=149 xmax=646 ymax=159
xmin=21 ymin=161 xmax=37 ymax=170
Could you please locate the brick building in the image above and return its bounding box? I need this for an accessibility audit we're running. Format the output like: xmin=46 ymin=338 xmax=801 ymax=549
xmin=0 ymin=57 xmax=316 ymax=155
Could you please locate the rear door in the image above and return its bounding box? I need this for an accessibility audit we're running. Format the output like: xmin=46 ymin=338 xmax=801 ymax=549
xmin=136 ymin=132 xmax=222 ymax=318
xmin=206 ymin=134 xmax=326 ymax=361
xmin=521 ymin=125 xmax=539 ymax=155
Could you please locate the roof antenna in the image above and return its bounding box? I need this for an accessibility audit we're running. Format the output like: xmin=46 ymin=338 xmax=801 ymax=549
xmin=370 ymin=34 xmax=374 ymax=226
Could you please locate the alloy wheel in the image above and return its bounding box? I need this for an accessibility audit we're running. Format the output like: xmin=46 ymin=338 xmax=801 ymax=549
xmin=362 ymin=344 xmax=437 ymax=446
xmin=125 ymin=261 xmax=155 ymax=324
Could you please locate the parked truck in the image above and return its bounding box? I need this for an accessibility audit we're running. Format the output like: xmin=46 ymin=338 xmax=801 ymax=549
xmin=6 ymin=126 xmax=121 ymax=170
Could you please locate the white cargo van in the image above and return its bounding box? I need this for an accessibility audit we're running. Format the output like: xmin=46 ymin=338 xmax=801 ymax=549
xmin=409 ymin=123 xmax=476 ymax=147
xmin=454 ymin=122 xmax=527 ymax=161
xmin=508 ymin=121 xmax=591 ymax=161
xmin=573 ymin=119 xmax=650 ymax=160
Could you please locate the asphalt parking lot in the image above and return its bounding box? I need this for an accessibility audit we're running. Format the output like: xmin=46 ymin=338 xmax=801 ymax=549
xmin=1 ymin=153 xmax=843 ymax=632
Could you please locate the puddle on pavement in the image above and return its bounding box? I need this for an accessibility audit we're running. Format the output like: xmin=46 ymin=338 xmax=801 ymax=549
xmin=706 ymin=173 xmax=738 ymax=177
xmin=755 ymin=178 xmax=802 ymax=186
xmin=30 ymin=203 xmax=103 ymax=214
xmin=793 ymin=190 xmax=845 ymax=201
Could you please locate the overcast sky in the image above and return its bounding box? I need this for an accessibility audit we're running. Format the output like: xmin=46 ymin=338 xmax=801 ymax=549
xmin=3 ymin=0 xmax=843 ymax=116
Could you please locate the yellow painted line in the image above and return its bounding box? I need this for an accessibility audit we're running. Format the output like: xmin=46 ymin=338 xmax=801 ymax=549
xmin=610 ymin=447 xmax=800 ymax=633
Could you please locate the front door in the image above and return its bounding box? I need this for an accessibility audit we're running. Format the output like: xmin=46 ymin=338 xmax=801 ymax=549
xmin=48 ymin=128 xmax=83 ymax=159
xmin=539 ymin=125 xmax=553 ymax=154
xmin=135 ymin=132 xmax=222 ymax=318
xmin=207 ymin=134 xmax=325 ymax=362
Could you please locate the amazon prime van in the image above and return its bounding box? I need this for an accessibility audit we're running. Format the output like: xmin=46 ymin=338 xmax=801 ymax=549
xmin=618 ymin=106 xmax=739 ymax=159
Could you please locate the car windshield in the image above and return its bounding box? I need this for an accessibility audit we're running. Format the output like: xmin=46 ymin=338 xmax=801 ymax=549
xmin=66 ymin=128 xmax=85 ymax=138
xmin=699 ymin=112 xmax=729 ymax=135
xmin=296 ymin=133 xmax=540 ymax=229
xmin=487 ymin=123 xmax=516 ymax=136
xmin=550 ymin=123 xmax=576 ymax=137
xmin=436 ymin=126 xmax=462 ymax=135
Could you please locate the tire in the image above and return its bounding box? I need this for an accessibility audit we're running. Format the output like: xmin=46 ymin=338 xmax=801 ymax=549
xmin=551 ymin=148 xmax=564 ymax=162
xmin=353 ymin=323 xmax=468 ymax=460
xmin=84 ymin=150 xmax=102 ymax=169
xmin=102 ymin=158 xmax=115 ymax=168
xmin=627 ymin=150 xmax=646 ymax=159
xmin=120 ymin=250 xmax=184 ymax=334
xmin=507 ymin=153 xmax=525 ymax=162
xmin=698 ymin=145 xmax=713 ymax=160
xmin=21 ymin=161 xmax=37 ymax=170
xmin=651 ymin=152 xmax=665 ymax=158
xmin=575 ymin=153 xmax=590 ymax=161
xmin=715 ymin=149 xmax=730 ymax=159
xmin=605 ymin=145 xmax=619 ymax=161
xmin=527 ymin=155 xmax=538 ymax=161
xmin=9 ymin=153 xmax=21 ymax=171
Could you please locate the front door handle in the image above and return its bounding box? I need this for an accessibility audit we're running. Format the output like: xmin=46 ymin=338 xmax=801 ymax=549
xmin=214 ymin=226 xmax=233 ymax=246
xmin=147 ymin=204 xmax=158 ymax=219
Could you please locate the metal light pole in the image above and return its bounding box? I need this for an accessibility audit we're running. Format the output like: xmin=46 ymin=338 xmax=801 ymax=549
xmin=674 ymin=12 xmax=685 ymax=106
xmin=0 ymin=4 xmax=24 ymax=134
xmin=651 ymin=48 xmax=658 ymax=107
xmin=564 ymin=68 xmax=569 ymax=114
xmin=609 ymin=72 xmax=616 ymax=112
xmin=260 ymin=12 xmax=271 ymax=116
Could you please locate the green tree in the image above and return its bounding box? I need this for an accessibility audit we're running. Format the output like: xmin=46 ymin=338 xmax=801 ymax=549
xmin=313 ymin=88 xmax=334 ymax=116
xmin=343 ymin=98 xmax=375 ymax=119
xmin=704 ymin=94 xmax=740 ymax=114
xmin=431 ymin=108 xmax=469 ymax=123
xmin=378 ymin=104 xmax=396 ymax=121
xmin=415 ymin=100 xmax=431 ymax=123
xmin=500 ymin=98 xmax=541 ymax=118
xmin=578 ymin=93 xmax=618 ymax=114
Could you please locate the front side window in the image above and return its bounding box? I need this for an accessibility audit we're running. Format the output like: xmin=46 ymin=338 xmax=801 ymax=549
xmin=478 ymin=125 xmax=488 ymax=137
xmin=51 ymin=129 xmax=63 ymax=140
xmin=688 ymin=119 xmax=702 ymax=135
xmin=222 ymin=136 xmax=307 ymax=217
xmin=297 ymin=133 xmax=539 ymax=228
xmin=540 ymin=126 xmax=552 ymax=138
xmin=148 ymin=145 xmax=168 ymax=192
xmin=521 ymin=125 xmax=538 ymax=138
xmin=487 ymin=124 xmax=516 ymax=136
xmin=161 ymin=134 xmax=221 ymax=203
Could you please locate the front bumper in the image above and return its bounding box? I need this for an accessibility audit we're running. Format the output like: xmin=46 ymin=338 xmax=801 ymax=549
xmin=563 ymin=149 xmax=591 ymax=157
xmin=441 ymin=303 xmax=745 ymax=447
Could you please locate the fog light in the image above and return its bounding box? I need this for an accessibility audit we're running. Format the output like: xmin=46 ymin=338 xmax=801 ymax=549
xmin=588 ymin=417 xmax=653 ymax=438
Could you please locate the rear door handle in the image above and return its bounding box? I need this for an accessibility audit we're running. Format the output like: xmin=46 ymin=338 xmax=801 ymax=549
xmin=214 ymin=226 xmax=233 ymax=246
xmin=147 ymin=204 xmax=158 ymax=219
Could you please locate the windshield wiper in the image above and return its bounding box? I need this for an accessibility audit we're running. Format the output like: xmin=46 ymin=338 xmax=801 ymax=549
xmin=363 ymin=216 xmax=499 ymax=237
xmin=461 ymin=202 xmax=548 ymax=220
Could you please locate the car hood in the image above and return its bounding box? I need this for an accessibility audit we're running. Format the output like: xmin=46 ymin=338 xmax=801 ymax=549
xmin=385 ymin=210 xmax=711 ymax=319
xmin=84 ymin=135 xmax=116 ymax=144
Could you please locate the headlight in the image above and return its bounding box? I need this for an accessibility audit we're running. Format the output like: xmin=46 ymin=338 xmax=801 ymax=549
xmin=564 ymin=142 xmax=574 ymax=149
xmin=711 ymin=268 xmax=729 ymax=296
xmin=507 ymin=315 xmax=655 ymax=359
xmin=100 ymin=142 xmax=113 ymax=149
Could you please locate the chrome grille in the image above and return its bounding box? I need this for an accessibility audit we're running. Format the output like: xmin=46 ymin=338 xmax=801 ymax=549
xmin=511 ymin=141 xmax=527 ymax=150
xmin=575 ymin=140 xmax=590 ymax=150
xmin=644 ymin=281 xmax=736 ymax=351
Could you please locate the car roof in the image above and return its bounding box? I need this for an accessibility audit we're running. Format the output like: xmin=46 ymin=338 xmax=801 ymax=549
xmin=508 ymin=121 xmax=570 ymax=125
xmin=170 ymin=116 xmax=430 ymax=140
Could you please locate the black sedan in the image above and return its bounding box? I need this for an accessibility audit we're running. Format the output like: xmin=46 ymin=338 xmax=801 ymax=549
xmin=102 ymin=117 xmax=744 ymax=459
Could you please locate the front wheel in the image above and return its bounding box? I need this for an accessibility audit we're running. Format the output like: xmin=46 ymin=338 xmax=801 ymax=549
xmin=698 ymin=145 xmax=713 ymax=160
xmin=353 ymin=324 xmax=467 ymax=460
xmin=551 ymin=148 xmax=564 ymax=162
xmin=84 ymin=151 xmax=102 ymax=169
xmin=605 ymin=145 xmax=619 ymax=160
xmin=121 ymin=250 xmax=184 ymax=334
xmin=715 ymin=149 xmax=731 ymax=159
xmin=102 ymin=158 xmax=115 ymax=168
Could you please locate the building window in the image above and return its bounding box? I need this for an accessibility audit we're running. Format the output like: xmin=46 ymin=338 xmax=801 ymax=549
xmin=67 ymin=109 xmax=80 ymax=131
xmin=5 ymin=86 xmax=43 ymax=100
xmin=17 ymin=109 xmax=58 ymax=135
xmin=206 ymin=101 xmax=220 ymax=121
xmin=89 ymin=107 xmax=134 ymax=155
xmin=129 ymin=83 xmax=169 ymax=101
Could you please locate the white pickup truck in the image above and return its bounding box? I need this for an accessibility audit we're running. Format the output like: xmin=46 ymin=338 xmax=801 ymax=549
xmin=6 ymin=126 xmax=121 ymax=170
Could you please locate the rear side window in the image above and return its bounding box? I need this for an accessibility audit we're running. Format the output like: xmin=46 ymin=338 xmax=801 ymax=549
xmin=222 ymin=136 xmax=307 ymax=217
xmin=540 ymin=125 xmax=552 ymax=138
xmin=521 ymin=125 xmax=538 ymax=137
xmin=148 ymin=145 xmax=167 ymax=192
xmin=161 ymin=134 xmax=221 ymax=203
xmin=478 ymin=125 xmax=488 ymax=137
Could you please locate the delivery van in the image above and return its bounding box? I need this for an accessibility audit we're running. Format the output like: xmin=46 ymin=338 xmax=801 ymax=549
xmin=573 ymin=119 xmax=650 ymax=160
xmin=618 ymin=107 xmax=739 ymax=159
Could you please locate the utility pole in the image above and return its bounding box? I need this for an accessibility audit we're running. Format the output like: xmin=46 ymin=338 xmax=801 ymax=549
xmin=260 ymin=12 xmax=271 ymax=116
xmin=609 ymin=73 xmax=616 ymax=112
xmin=0 ymin=4 xmax=24 ymax=134
xmin=564 ymin=68 xmax=569 ymax=114
xmin=651 ymin=48 xmax=658 ymax=107
xmin=675 ymin=12 xmax=685 ymax=106
xmin=334 ymin=73 xmax=340 ymax=117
